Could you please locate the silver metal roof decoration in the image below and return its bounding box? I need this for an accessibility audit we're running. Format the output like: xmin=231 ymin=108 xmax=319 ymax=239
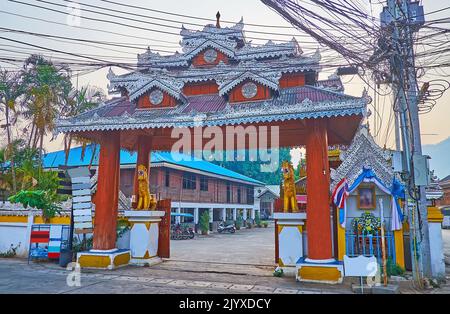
xmin=218 ymin=71 xmax=280 ymax=96
xmin=56 ymin=20 xmax=369 ymax=135
xmin=56 ymin=86 xmax=367 ymax=133
xmin=136 ymin=19 xmax=315 ymax=70
xmin=330 ymin=124 xmax=395 ymax=191
xmin=426 ymin=171 xmax=444 ymax=200
xmin=180 ymin=18 xmax=246 ymax=45
xmin=107 ymin=68 xmax=185 ymax=102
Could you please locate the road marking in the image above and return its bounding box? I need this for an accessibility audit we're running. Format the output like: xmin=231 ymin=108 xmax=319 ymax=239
xmin=149 ymin=278 xmax=174 ymax=284
xmin=250 ymin=285 xmax=275 ymax=293
xmin=229 ymin=284 xmax=255 ymax=291
xmin=274 ymin=288 xmax=299 ymax=294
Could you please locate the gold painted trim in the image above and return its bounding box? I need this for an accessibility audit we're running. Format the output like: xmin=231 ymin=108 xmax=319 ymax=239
xmin=298 ymin=266 xmax=342 ymax=282
xmin=0 ymin=216 xmax=28 ymax=223
xmin=394 ymin=229 xmax=405 ymax=268
xmin=428 ymin=206 xmax=444 ymax=223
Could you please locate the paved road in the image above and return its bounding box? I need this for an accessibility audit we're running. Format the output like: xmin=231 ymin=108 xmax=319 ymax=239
xmin=0 ymin=225 xmax=352 ymax=294
xmin=1 ymin=227 xmax=449 ymax=294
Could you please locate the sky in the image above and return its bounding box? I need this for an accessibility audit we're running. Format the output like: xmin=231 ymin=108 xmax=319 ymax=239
xmin=0 ymin=0 xmax=449 ymax=160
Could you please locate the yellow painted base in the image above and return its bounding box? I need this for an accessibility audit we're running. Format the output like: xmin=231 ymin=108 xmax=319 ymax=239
xmin=428 ymin=206 xmax=444 ymax=223
xmin=77 ymin=250 xmax=130 ymax=270
xmin=296 ymin=264 xmax=344 ymax=284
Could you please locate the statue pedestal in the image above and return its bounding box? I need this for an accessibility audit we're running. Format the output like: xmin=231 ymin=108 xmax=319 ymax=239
xmin=274 ymin=212 xmax=306 ymax=276
xmin=296 ymin=258 xmax=344 ymax=284
xmin=77 ymin=249 xmax=130 ymax=270
xmin=124 ymin=210 xmax=165 ymax=266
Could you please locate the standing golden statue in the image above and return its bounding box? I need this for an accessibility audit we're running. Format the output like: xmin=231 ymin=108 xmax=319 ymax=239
xmin=136 ymin=164 xmax=157 ymax=210
xmin=281 ymin=161 xmax=299 ymax=213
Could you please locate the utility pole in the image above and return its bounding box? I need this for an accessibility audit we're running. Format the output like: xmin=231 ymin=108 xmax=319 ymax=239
xmin=384 ymin=0 xmax=432 ymax=282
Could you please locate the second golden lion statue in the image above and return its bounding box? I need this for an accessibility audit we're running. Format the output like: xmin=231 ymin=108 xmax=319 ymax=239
xmin=136 ymin=164 xmax=157 ymax=210
xmin=281 ymin=161 xmax=299 ymax=213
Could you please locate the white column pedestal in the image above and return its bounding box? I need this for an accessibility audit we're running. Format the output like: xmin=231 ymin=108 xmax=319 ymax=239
xmin=175 ymin=208 xmax=181 ymax=224
xmin=124 ymin=210 xmax=165 ymax=266
xmin=274 ymin=212 xmax=306 ymax=276
xmin=194 ymin=208 xmax=199 ymax=224
xmin=428 ymin=207 xmax=446 ymax=279
xmin=222 ymin=208 xmax=226 ymax=221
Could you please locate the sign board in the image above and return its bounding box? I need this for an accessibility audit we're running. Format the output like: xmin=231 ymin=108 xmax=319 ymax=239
xmin=28 ymin=224 xmax=70 ymax=262
xmin=343 ymin=255 xmax=378 ymax=277
xmin=67 ymin=167 xmax=93 ymax=234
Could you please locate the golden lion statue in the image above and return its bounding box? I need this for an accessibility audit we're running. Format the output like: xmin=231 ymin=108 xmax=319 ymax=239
xmin=136 ymin=164 xmax=157 ymax=210
xmin=281 ymin=161 xmax=299 ymax=213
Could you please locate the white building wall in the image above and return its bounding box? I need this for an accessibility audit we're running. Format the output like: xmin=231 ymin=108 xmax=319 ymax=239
xmin=0 ymin=223 xmax=29 ymax=257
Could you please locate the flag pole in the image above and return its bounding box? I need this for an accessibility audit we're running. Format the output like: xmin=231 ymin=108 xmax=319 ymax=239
xmin=379 ymin=199 xmax=388 ymax=286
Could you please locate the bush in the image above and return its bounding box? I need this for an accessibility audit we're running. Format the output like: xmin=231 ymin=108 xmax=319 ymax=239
xmin=246 ymin=222 xmax=252 ymax=229
xmin=199 ymin=211 xmax=210 ymax=234
xmin=0 ymin=243 xmax=20 ymax=258
xmin=273 ymin=267 xmax=284 ymax=277
xmin=386 ymin=258 xmax=405 ymax=277
xmin=8 ymin=190 xmax=61 ymax=220
xmin=262 ymin=221 xmax=269 ymax=228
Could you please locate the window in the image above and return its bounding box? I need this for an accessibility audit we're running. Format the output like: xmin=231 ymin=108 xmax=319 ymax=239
xmin=182 ymin=173 xmax=196 ymax=190
xmin=165 ymin=169 xmax=170 ymax=187
xmin=200 ymin=176 xmax=208 ymax=191
xmin=237 ymin=187 xmax=241 ymax=203
xmin=246 ymin=186 xmax=254 ymax=205
xmin=226 ymin=182 xmax=232 ymax=203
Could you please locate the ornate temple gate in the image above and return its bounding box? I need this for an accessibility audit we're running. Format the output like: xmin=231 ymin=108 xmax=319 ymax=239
xmin=56 ymin=17 xmax=368 ymax=283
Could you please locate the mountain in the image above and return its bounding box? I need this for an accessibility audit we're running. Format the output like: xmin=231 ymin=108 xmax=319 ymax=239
xmin=422 ymin=137 xmax=450 ymax=179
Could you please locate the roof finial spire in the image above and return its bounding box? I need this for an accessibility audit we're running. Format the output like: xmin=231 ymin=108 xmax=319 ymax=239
xmin=216 ymin=11 xmax=221 ymax=28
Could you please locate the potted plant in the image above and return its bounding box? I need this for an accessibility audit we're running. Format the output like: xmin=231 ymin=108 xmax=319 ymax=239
xmin=255 ymin=212 xmax=261 ymax=227
xmin=199 ymin=211 xmax=210 ymax=235
xmin=235 ymin=215 xmax=243 ymax=230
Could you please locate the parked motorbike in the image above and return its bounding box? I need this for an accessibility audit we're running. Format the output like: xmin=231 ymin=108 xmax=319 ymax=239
xmin=217 ymin=222 xmax=236 ymax=233
xmin=171 ymin=224 xmax=195 ymax=240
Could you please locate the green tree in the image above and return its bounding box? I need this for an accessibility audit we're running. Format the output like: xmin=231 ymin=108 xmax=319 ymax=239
xmin=211 ymin=148 xmax=292 ymax=184
xmin=199 ymin=211 xmax=210 ymax=234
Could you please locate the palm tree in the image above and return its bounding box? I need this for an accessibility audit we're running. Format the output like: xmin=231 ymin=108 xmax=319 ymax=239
xmin=22 ymin=55 xmax=73 ymax=164
xmin=62 ymin=85 xmax=105 ymax=165
xmin=0 ymin=68 xmax=26 ymax=193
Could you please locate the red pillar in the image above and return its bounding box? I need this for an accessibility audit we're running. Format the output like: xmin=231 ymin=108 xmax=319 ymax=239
xmin=93 ymin=130 xmax=121 ymax=250
xmin=305 ymin=119 xmax=333 ymax=260
xmin=132 ymin=135 xmax=153 ymax=208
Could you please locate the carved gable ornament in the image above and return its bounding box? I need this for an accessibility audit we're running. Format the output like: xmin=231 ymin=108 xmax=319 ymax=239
xmin=330 ymin=125 xmax=395 ymax=191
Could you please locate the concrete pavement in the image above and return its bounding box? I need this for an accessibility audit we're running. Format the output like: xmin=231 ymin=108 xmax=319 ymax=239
xmin=1 ymin=227 xmax=449 ymax=294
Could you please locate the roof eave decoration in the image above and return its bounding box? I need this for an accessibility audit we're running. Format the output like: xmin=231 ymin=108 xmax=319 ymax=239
xmin=218 ymin=71 xmax=280 ymax=96
xmin=107 ymin=69 xmax=185 ymax=102
xmin=55 ymin=95 xmax=367 ymax=134
xmin=128 ymin=78 xmax=185 ymax=102
xmin=183 ymin=39 xmax=236 ymax=60
xmin=180 ymin=18 xmax=245 ymax=43
xmin=236 ymin=38 xmax=302 ymax=61
xmin=330 ymin=125 xmax=395 ymax=191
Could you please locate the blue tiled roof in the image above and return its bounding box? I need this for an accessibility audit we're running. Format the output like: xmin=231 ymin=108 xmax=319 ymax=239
xmin=42 ymin=145 xmax=263 ymax=185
